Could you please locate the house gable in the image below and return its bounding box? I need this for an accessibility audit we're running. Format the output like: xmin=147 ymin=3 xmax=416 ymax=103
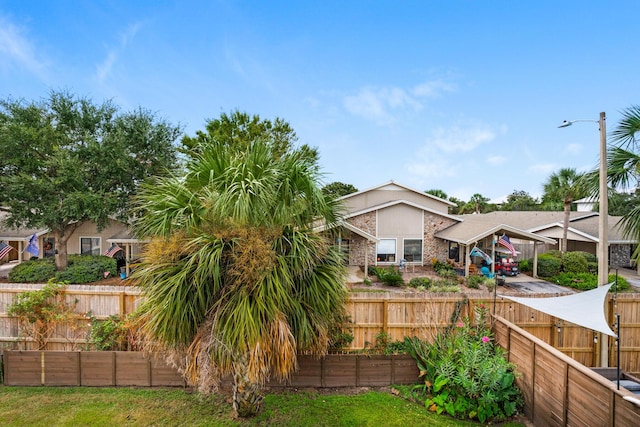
xmin=340 ymin=181 xmax=453 ymax=216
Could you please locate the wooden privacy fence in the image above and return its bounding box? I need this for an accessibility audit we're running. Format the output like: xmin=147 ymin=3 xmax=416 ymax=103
xmin=2 ymin=284 xmax=640 ymax=374
xmin=493 ymin=316 xmax=640 ymax=426
xmin=2 ymin=351 xmax=419 ymax=388
xmin=0 ymin=284 xmax=142 ymax=350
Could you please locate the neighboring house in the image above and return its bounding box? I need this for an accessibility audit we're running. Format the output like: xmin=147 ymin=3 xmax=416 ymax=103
xmin=325 ymin=181 xmax=556 ymax=277
xmin=0 ymin=213 xmax=142 ymax=274
xmin=325 ymin=181 xmax=638 ymax=278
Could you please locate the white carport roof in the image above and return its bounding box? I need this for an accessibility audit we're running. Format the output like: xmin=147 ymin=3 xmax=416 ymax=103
xmin=435 ymin=218 xmax=556 ymax=246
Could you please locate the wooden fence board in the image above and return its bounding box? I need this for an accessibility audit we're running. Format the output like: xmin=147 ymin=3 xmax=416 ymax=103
xmin=4 ymin=351 xmax=41 ymax=386
xmin=80 ymin=352 xmax=115 ymax=386
xmin=614 ymin=394 xmax=640 ymax=425
xmin=115 ymin=352 xmax=150 ymax=386
xmin=507 ymin=330 xmax=534 ymax=416
xmin=151 ymin=358 xmax=185 ymax=387
xmin=494 ymin=316 xmax=640 ymax=427
xmin=532 ymin=346 xmax=566 ymax=427
xmin=44 ymin=351 xmax=80 ymax=386
xmin=323 ymin=355 xmax=357 ymax=387
xmin=4 ymin=285 xmax=640 ymax=374
xmin=566 ymin=366 xmax=610 ymax=427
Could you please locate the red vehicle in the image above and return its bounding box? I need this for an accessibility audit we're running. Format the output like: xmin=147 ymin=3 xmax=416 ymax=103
xmin=495 ymin=257 xmax=519 ymax=276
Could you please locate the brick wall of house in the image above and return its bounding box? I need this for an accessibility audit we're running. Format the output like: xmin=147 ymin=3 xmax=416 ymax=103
xmin=611 ymin=244 xmax=632 ymax=268
xmin=423 ymin=213 xmax=458 ymax=266
xmin=345 ymin=211 xmax=458 ymax=267
xmin=347 ymin=212 xmax=377 ymax=266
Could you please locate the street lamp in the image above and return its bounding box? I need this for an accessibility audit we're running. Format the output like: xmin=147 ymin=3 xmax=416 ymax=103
xmin=559 ymin=111 xmax=609 ymax=367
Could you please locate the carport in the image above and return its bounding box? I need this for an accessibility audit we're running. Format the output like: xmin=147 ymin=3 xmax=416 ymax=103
xmin=436 ymin=221 xmax=557 ymax=278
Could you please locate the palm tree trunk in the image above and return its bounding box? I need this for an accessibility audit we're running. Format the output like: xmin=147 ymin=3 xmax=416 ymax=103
xmin=232 ymin=356 xmax=264 ymax=417
xmin=562 ymin=201 xmax=571 ymax=253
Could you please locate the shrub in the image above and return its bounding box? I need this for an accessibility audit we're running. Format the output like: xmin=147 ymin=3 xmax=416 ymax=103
xmin=518 ymin=259 xmax=531 ymax=273
xmin=432 ymin=259 xmax=453 ymax=275
xmin=8 ymin=259 xmax=56 ymax=283
xmin=553 ymin=272 xmax=629 ymax=291
xmin=561 ymin=251 xmax=588 ymax=274
xmin=437 ymin=268 xmax=458 ymax=280
xmin=575 ymin=251 xmax=597 ymax=263
xmin=430 ymin=279 xmax=460 ymax=293
xmin=373 ymin=331 xmax=407 ymax=355
xmin=466 ymin=275 xmax=485 ymax=289
xmin=7 ymin=281 xmax=84 ymax=349
xmin=8 ymin=255 xmax=118 ymax=284
xmin=328 ymin=314 xmax=355 ymax=351
xmin=537 ymin=254 xmax=562 ymax=277
xmin=87 ymin=314 xmax=133 ymax=351
xmin=378 ymin=266 xmax=404 ymax=286
xmin=55 ymin=255 xmax=117 ymax=284
xmin=405 ymin=304 xmax=523 ymax=423
xmin=408 ymin=277 xmax=431 ymax=289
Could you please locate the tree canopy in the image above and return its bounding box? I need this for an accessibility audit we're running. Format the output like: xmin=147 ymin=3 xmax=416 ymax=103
xmin=132 ymin=113 xmax=346 ymax=417
xmin=322 ymin=181 xmax=358 ymax=199
xmin=0 ymin=91 xmax=181 ymax=269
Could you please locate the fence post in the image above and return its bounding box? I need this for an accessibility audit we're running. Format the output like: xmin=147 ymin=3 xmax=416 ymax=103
xmin=382 ymin=300 xmax=388 ymax=334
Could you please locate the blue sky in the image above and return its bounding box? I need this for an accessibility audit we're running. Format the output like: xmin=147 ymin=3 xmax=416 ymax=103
xmin=1 ymin=1 xmax=639 ymax=202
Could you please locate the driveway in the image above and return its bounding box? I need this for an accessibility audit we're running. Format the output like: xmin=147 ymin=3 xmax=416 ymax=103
xmin=499 ymin=273 xmax=575 ymax=294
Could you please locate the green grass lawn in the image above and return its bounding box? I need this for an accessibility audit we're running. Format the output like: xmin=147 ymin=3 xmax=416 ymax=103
xmin=0 ymin=386 xmax=526 ymax=426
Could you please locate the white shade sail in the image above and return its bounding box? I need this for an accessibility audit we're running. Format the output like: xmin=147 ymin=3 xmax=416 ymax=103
xmin=500 ymin=284 xmax=617 ymax=337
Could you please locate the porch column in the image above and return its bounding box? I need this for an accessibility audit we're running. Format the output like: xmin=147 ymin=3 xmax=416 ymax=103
xmin=490 ymin=236 xmax=496 ymax=275
xmin=18 ymin=241 xmax=24 ymax=262
xmin=126 ymin=244 xmax=131 ymax=276
xmin=363 ymin=240 xmax=369 ymax=278
xmin=464 ymin=244 xmax=470 ymax=277
xmin=533 ymin=242 xmax=539 ymax=278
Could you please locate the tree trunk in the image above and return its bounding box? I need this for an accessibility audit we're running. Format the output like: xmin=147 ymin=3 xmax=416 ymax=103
xmin=562 ymin=200 xmax=571 ymax=253
xmin=232 ymin=357 xmax=264 ymax=418
xmin=54 ymin=229 xmax=70 ymax=271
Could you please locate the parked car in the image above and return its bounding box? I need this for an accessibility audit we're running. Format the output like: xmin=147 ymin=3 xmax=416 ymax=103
xmin=495 ymin=257 xmax=519 ymax=276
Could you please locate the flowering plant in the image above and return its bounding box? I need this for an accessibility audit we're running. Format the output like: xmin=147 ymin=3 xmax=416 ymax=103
xmin=405 ymin=303 xmax=522 ymax=423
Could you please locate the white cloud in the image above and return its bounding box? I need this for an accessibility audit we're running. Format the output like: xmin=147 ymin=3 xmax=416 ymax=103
xmin=95 ymin=22 xmax=141 ymax=83
xmin=411 ymin=79 xmax=456 ymax=97
xmin=0 ymin=15 xmax=47 ymax=77
xmin=529 ymin=163 xmax=556 ymax=175
xmin=343 ymin=78 xmax=456 ymax=124
xmin=429 ymin=124 xmax=497 ymax=153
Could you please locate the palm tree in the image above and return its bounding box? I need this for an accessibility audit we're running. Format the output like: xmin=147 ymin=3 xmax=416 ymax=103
xmin=608 ymin=106 xmax=640 ymax=260
xmin=131 ymin=138 xmax=347 ymax=417
xmin=542 ymin=168 xmax=585 ymax=253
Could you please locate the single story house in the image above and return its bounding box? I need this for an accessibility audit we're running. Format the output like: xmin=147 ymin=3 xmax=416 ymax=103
xmin=0 ymin=212 xmax=142 ymax=275
xmin=324 ymin=181 xmax=638 ymax=277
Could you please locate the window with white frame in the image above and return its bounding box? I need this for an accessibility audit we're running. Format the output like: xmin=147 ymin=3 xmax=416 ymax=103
xmin=377 ymin=239 xmax=396 ymax=262
xmin=403 ymin=239 xmax=423 ymax=262
xmin=80 ymin=237 xmax=101 ymax=256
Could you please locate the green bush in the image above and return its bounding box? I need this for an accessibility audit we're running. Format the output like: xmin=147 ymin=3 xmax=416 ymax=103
xmin=430 ymin=279 xmax=460 ymax=293
xmin=561 ymin=252 xmax=589 ymax=273
xmin=55 ymin=255 xmax=117 ymax=284
xmin=8 ymin=259 xmax=56 ymax=283
xmin=328 ymin=314 xmax=355 ymax=351
xmin=553 ymin=272 xmax=629 ymax=291
xmin=8 ymin=255 xmax=117 ymax=284
xmin=466 ymin=275 xmax=485 ymax=289
xmin=545 ymin=250 xmax=563 ymax=259
xmin=408 ymin=277 xmax=431 ymax=289
xmin=518 ymin=259 xmax=531 ymax=273
xmin=437 ymin=268 xmax=458 ymax=280
xmin=537 ymin=254 xmax=562 ymax=277
xmin=405 ymin=304 xmax=523 ymax=423
xmin=378 ymin=266 xmax=404 ymax=286
xmin=575 ymin=251 xmax=597 ymax=263
xmin=87 ymin=314 xmax=129 ymax=351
